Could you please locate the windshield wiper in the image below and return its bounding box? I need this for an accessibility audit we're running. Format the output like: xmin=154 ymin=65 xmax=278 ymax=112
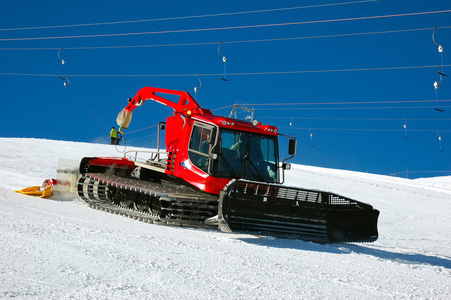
xmin=218 ymin=153 xmax=240 ymax=179
xmin=243 ymin=154 xmax=265 ymax=182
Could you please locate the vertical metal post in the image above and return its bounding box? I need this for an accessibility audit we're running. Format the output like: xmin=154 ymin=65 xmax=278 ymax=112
xmin=157 ymin=122 xmax=166 ymax=160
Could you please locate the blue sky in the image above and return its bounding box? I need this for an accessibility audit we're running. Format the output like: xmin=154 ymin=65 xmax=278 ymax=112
xmin=1 ymin=0 xmax=450 ymax=179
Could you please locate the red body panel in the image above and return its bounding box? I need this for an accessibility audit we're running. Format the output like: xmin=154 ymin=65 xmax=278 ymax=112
xmin=112 ymin=87 xmax=280 ymax=195
xmin=90 ymin=157 xmax=136 ymax=170
xmin=122 ymin=86 xmax=211 ymax=116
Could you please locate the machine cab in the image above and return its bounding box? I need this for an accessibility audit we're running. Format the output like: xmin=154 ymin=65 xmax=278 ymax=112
xmin=187 ymin=121 xmax=279 ymax=184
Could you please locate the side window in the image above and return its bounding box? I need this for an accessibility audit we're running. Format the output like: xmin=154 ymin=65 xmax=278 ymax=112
xmin=259 ymin=138 xmax=276 ymax=163
xmin=189 ymin=125 xmax=212 ymax=171
xmin=189 ymin=126 xmax=202 ymax=151
xmin=200 ymin=130 xmax=210 ymax=154
xmin=189 ymin=126 xmax=211 ymax=153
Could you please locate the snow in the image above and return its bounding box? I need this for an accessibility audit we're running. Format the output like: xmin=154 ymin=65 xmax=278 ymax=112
xmin=1 ymin=137 xmax=450 ymax=299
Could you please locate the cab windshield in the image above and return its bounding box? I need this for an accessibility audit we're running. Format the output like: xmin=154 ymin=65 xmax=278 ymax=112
xmin=211 ymin=129 xmax=278 ymax=183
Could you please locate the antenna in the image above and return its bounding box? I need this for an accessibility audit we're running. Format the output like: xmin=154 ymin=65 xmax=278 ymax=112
xmin=229 ymin=104 xmax=254 ymax=121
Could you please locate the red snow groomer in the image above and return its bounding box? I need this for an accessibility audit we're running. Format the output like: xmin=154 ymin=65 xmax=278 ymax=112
xmin=78 ymin=87 xmax=379 ymax=243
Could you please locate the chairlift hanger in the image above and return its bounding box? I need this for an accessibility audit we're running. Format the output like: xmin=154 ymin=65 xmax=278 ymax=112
xmin=58 ymin=48 xmax=69 ymax=87
xmin=309 ymin=129 xmax=315 ymax=147
xmin=437 ymin=130 xmax=444 ymax=151
xmin=59 ymin=75 xmax=69 ymax=87
xmin=194 ymin=75 xmax=201 ymax=98
xmin=432 ymin=27 xmax=444 ymax=53
xmin=432 ymin=28 xmax=447 ymax=79
xmin=218 ymin=42 xmax=229 ymax=81
xmin=58 ymin=48 xmax=65 ymax=66
xmin=434 ymin=66 xmax=446 ymax=112
xmin=434 ymin=65 xmax=446 ymax=90
xmin=432 ymin=28 xmax=447 ymax=112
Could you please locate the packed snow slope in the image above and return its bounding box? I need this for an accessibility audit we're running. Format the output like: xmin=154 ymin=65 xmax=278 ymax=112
xmin=1 ymin=138 xmax=450 ymax=299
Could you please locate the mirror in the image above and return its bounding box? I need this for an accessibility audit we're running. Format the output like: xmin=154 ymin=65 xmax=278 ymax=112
xmin=288 ymin=138 xmax=297 ymax=156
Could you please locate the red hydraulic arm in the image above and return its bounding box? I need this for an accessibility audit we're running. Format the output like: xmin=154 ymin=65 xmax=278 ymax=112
xmin=117 ymin=87 xmax=207 ymax=129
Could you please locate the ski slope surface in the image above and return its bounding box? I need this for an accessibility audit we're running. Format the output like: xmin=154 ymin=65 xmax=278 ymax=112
xmin=1 ymin=138 xmax=450 ymax=299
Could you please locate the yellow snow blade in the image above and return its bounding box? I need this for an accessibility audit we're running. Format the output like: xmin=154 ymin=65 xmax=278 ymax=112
xmin=40 ymin=186 xmax=52 ymax=198
xmin=15 ymin=186 xmax=41 ymax=194
xmin=15 ymin=186 xmax=52 ymax=198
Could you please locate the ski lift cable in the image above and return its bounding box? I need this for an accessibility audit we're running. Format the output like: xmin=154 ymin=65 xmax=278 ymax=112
xmin=255 ymin=105 xmax=451 ymax=110
xmin=247 ymin=99 xmax=451 ymax=106
xmin=2 ymin=63 xmax=449 ymax=112
xmin=90 ymin=126 xmax=158 ymax=143
xmin=124 ymin=133 xmax=158 ymax=143
xmin=211 ymin=104 xmax=235 ymax=112
xmin=90 ymin=126 xmax=159 ymax=143
xmin=2 ymin=9 xmax=451 ymax=42
xmin=124 ymin=124 xmax=159 ymax=135
xmin=257 ymin=116 xmax=451 ymax=121
xmin=2 ymin=64 xmax=451 ymax=78
xmin=241 ymin=100 xmax=451 ymax=113
xmin=277 ymin=127 xmax=451 ymax=132
xmin=0 ymin=0 xmax=380 ymax=32
xmin=2 ymin=25 xmax=451 ymax=51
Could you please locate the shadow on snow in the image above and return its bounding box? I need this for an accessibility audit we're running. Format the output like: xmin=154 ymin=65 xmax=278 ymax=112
xmin=238 ymin=237 xmax=451 ymax=269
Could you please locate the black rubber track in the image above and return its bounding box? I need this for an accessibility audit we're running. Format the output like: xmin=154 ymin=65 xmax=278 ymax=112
xmin=78 ymin=173 xmax=218 ymax=227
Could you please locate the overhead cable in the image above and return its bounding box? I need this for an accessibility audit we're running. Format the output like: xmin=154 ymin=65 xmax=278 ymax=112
xmin=245 ymin=99 xmax=451 ymax=106
xmin=1 ymin=9 xmax=450 ymax=42
xmin=255 ymin=105 xmax=451 ymax=110
xmin=258 ymin=116 xmax=451 ymax=121
xmin=90 ymin=124 xmax=158 ymax=143
xmin=278 ymin=127 xmax=451 ymax=132
xmin=1 ymin=64 xmax=449 ymax=77
xmin=2 ymin=25 xmax=450 ymax=51
xmin=0 ymin=0 xmax=379 ymax=32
